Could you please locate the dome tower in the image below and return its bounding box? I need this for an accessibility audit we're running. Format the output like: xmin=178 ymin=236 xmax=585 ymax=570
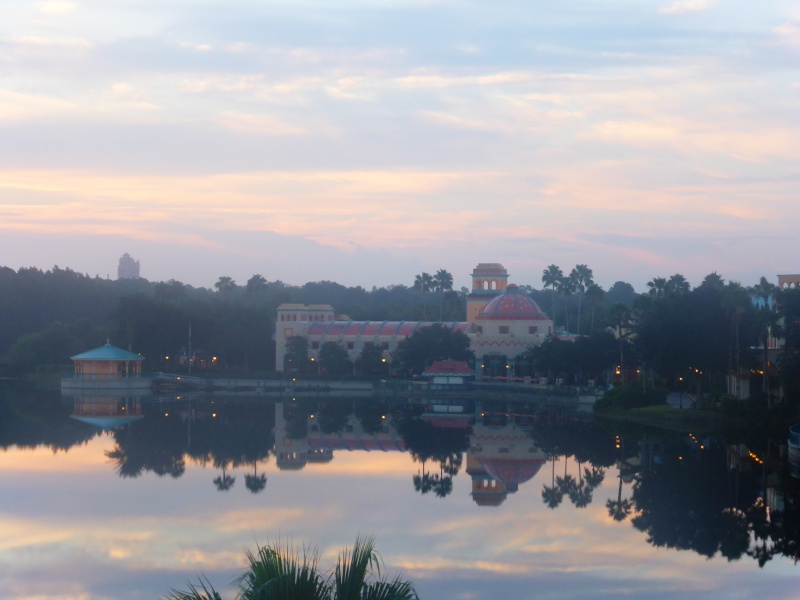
xmin=467 ymin=263 xmax=508 ymax=323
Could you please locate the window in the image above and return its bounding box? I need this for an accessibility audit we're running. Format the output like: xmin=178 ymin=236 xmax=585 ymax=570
xmin=499 ymin=326 xmax=509 ymax=334
xmin=529 ymin=326 xmax=538 ymax=334
xmin=475 ymin=325 xmax=483 ymax=333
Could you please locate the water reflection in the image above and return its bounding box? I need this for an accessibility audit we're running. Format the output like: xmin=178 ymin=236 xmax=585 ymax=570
xmin=69 ymin=394 xmax=145 ymax=430
xmin=1 ymin=389 xmax=800 ymax=596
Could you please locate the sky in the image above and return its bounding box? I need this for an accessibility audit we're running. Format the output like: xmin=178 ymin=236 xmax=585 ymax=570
xmin=2 ymin=0 xmax=799 ymax=293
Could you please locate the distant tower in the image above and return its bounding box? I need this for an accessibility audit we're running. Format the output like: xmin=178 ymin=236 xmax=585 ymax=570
xmin=117 ymin=253 xmax=141 ymax=280
xmin=466 ymin=263 xmax=508 ymax=322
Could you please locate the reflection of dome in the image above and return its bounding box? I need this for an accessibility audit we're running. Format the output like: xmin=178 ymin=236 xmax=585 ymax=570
xmin=477 ymin=285 xmax=548 ymax=320
xmin=481 ymin=458 xmax=546 ymax=490
xmin=472 ymin=491 xmax=507 ymax=507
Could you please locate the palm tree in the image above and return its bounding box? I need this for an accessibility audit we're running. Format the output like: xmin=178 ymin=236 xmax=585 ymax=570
xmin=541 ymin=265 xmax=563 ymax=326
xmin=167 ymin=537 xmax=419 ymax=600
xmin=246 ymin=274 xmax=268 ymax=295
xmin=433 ymin=269 xmax=454 ymax=320
xmin=214 ymin=276 xmax=237 ymax=293
xmin=557 ymin=275 xmax=576 ymax=332
xmin=665 ymin=273 xmax=690 ymax=295
xmin=433 ymin=269 xmax=453 ymax=292
xmin=646 ymin=277 xmax=667 ymax=298
xmin=701 ymin=272 xmax=725 ymax=290
xmin=569 ymin=264 xmax=593 ymax=335
xmin=584 ymin=283 xmax=605 ymax=334
xmin=412 ymin=272 xmax=433 ymax=293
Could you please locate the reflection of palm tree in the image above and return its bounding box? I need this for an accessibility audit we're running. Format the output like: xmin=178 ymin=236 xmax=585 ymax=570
xmin=606 ymin=464 xmax=633 ymax=522
xmin=606 ymin=496 xmax=633 ymax=521
xmin=584 ymin=465 xmax=605 ymax=490
xmin=569 ymin=482 xmax=593 ymax=508
xmin=541 ymin=455 xmax=564 ymax=509
xmin=413 ymin=460 xmax=434 ymax=495
xmin=213 ymin=463 xmax=235 ymax=491
xmin=244 ymin=461 xmax=267 ymax=494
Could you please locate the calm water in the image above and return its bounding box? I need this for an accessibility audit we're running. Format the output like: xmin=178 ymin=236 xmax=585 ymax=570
xmin=1 ymin=389 xmax=799 ymax=599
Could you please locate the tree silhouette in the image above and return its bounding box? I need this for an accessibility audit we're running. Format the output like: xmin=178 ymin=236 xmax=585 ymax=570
xmin=213 ymin=463 xmax=235 ymax=491
xmin=541 ymin=455 xmax=564 ymax=509
xmin=244 ymin=461 xmax=267 ymax=494
xmin=541 ymin=265 xmax=563 ymax=327
xmin=569 ymin=264 xmax=594 ymax=336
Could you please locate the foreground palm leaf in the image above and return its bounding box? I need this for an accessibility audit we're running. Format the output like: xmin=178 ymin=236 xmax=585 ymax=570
xmin=166 ymin=537 xmax=419 ymax=600
xmin=165 ymin=576 xmax=222 ymax=600
xmin=236 ymin=541 xmax=326 ymax=600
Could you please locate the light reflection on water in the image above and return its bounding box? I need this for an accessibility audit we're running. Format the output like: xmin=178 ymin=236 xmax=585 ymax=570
xmin=0 ymin=391 xmax=798 ymax=599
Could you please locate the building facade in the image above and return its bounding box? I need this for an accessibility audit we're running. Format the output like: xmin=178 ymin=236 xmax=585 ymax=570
xmin=117 ymin=252 xmax=140 ymax=279
xmin=275 ymin=263 xmax=555 ymax=378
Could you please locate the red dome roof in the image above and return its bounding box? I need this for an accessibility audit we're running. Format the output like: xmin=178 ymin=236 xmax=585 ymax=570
xmin=477 ymin=286 xmax=548 ymax=320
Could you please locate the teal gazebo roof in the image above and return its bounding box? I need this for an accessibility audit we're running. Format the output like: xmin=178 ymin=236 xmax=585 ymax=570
xmin=70 ymin=343 xmax=144 ymax=361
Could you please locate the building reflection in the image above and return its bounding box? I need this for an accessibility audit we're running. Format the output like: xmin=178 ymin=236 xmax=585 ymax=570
xmin=468 ymin=417 xmax=547 ymax=507
xmin=274 ymin=401 xmax=406 ymax=470
xmin=273 ymin=399 xmax=549 ymax=506
xmin=68 ymin=392 xmax=145 ymax=430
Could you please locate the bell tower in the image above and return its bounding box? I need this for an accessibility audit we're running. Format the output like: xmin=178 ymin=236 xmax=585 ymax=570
xmin=466 ymin=263 xmax=508 ymax=322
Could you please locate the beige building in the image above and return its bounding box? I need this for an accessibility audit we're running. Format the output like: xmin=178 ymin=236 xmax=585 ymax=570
xmin=275 ymin=263 xmax=554 ymax=378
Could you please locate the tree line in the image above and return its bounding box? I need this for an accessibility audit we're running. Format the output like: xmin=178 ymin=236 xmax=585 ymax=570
xmin=2 ymin=263 xmax=799 ymax=410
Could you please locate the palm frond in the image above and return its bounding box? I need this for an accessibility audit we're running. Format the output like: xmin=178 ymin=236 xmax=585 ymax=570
xmin=164 ymin=576 xmax=223 ymax=600
xmin=361 ymin=577 xmax=419 ymax=600
xmin=333 ymin=535 xmax=379 ymax=600
xmin=235 ymin=540 xmax=325 ymax=600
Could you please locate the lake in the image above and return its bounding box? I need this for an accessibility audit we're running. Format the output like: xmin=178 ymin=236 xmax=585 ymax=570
xmin=1 ymin=388 xmax=798 ymax=599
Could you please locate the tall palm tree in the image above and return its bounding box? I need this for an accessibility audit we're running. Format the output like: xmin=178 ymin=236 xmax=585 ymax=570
xmin=412 ymin=272 xmax=433 ymax=293
xmin=646 ymin=277 xmax=667 ymax=298
xmin=214 ymin=276 xmax=237 ymax=293
xmin=665 ymin=273 xmax=690 ymax=295
xmin=569 ymin=264 xmax=593 ymax=336
xmin=541 ymin=265 xmax=563 ymax=327
xmin=557 ymin=275 xmax=576 ymax=332
xmin=167 ymin=537 xmax=419 ymax=600
xmin=701 ymin=271 xmax=725 ymax=290
xmin=433 ymin=269 xmax=453 ymax=292
xmin=584 ymin=283 xmax=605 ymax=334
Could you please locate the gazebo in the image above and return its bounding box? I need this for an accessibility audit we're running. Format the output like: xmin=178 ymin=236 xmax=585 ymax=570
xmin=62 ymin=342 xmax=151 ymax=390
